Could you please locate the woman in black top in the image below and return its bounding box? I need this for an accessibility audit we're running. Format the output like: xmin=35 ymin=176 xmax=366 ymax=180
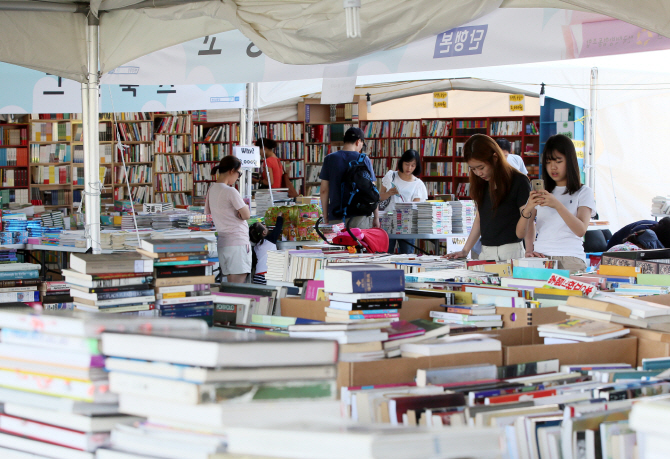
xmin=446 ymin=134 xmax=531 ymax=261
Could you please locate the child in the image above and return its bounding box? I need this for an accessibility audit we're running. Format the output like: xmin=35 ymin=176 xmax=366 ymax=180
xmin=249 ymin=213 xmax=284 ymax=284
xmin=522 ymin=134 xmax=596 ymax=273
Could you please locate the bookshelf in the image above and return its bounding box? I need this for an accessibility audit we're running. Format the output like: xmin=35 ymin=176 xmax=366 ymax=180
xmin=254 ymin=121 xmax=305 ymax=194
xmin=154 ymin=113 xmax=192 ymax=206
xmin=28 ymin=117 xmax=76 ymax=210
xmin=298 ymin=96 xmax=367 ymax=196
xmin=192 ymin=120 xmax=239 ymax=199
xmin=0 ymin=117 xmax=30 ymax=205
xmin=539 ymin=98 xmax=585 ymax=182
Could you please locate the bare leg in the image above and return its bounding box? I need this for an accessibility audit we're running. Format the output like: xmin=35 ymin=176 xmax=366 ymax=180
xmin=226 ymin=273 xmax=248 ymax=283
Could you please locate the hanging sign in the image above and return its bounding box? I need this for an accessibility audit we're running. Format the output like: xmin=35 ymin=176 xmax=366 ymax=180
xmin=233 ymin=145 xmax=261 ymax=168
xmin=509 ymin=94 xmax=525 ymax=112
xmin=433 ymin=91 xmax=448 ymax=108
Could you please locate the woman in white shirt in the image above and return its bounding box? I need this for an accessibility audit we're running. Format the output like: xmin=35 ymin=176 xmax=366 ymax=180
xmin=522 ymin=134 xmax=596 ymax=273
xmin=378 ymin=149 xmax=428 ymax=254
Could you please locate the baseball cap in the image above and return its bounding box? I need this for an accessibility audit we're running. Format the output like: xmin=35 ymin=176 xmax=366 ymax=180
xmin=344 ymin=127 xmax=365 ymax=144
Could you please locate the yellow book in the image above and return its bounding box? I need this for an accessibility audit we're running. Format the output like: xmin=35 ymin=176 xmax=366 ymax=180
xmin=484 ymin=263 xmax=512 ymax=277
xmin=565 ymin=296 xmax=631 ymax=318
xmin=452 ymin=291 xmax=473 ymax=305
xmin=534 ymin=288 xmax=583 ymax=297
xmin=48 ymin=166 xmax=55 ymax=184
xmin=598 ymin=265 xmax=638 ymax=277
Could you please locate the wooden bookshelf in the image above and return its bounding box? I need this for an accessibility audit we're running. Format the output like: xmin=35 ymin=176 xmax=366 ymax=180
xmin=254 ymin=121 xmax=305 ymax=194
xmin=192 ymin=120 xmax=239 ymax=199
xmin=153 ymin=113 xmax=192 ymax=206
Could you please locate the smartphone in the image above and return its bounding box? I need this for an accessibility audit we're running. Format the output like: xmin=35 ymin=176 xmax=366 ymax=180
xmin=531 ymin=179 xmax=545 ymax=192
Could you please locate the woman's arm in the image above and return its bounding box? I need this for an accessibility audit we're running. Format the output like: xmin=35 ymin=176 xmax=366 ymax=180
xmin=237 ymin=204 xmax=251 ymax=221
xmin=379 ymin=184 xmax=399 ymax=201
xmin=445 ymin=213 xmax=481 ymax=258
xmin=539 ymin=190 xmax=591 ymax=237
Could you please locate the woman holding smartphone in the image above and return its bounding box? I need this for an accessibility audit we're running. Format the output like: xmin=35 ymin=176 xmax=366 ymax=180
xmin=205 ymin=155 xmax=252 ymax=283
xmin=522 ymin=134 xmax=596 ymax=273
xmin=446 ymin=134 xmax=531 ymax=261
xmin=379 ymin=149 xmax=428 ymax=253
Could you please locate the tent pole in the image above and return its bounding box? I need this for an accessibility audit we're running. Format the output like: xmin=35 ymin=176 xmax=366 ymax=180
xmin=243 ymin=83 xmax=255 ymax=206
xmin=238 ymin=101 xmax=248 ymax=210
xmin=587 ymin=67 xmax=598 ymax=191
xmin=84 ymin=13 xmax=101 ymax=254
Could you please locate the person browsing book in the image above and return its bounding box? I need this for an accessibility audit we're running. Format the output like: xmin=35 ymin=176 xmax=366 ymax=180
xmin=249 ymin=213 xmax=285 ymax=285
xmin=319 ymin=127 xmax=380 ymax=229
xmin=496 ymin=138 xmax=528 ymax=175
xmin=254 ymin=138 xmax=284 ymax=189
xmin=379 ymin=149 xmax=428 ymax=254
xmin=522 ymin=134 xmax=596 ymax=273
xmin=205 ymin=155 xmax=251 ymax=284
xmin=445 ymin=134 xmax=531 ymax=261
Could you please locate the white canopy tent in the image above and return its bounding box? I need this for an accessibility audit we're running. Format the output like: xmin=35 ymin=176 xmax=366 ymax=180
xmin=2 ymin=1 xmax=670 ymax=249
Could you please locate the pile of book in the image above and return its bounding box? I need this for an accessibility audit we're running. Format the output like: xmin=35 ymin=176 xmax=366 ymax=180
xmin=0 ymin=309 xmax=204 ymax=458
xmin=64 ymin=253 xmax=156 ymax=316
xmin=538 ymin=318 xmax=630 ymax=344
xmin=255 ymin=189 xmax=289 ymax=218
xmin=415 ymin=201 xmax=452 ymax=235
xmin=430 ymin=302 xmax=503 ymax=330
xmin=0 ymin=263 xmax=41 ymax=307
xmin=39 ymin=280 xmax=74 ymax=310
xmin=394 ymin=202 xmax=417 ymax=234
xmin=212 ymin=283 xmax=280 ymax=326
xmin=98 ymin=325 xmax=341 ymax=458
xmin=450 ymin=200 xmax=476 ymax=234
xmin=138 ymin=237 xmax=216 ymax=324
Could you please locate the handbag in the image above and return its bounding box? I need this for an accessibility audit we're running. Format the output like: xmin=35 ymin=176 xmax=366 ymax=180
xmin=378 ymin=171 xmax=395 ymax=211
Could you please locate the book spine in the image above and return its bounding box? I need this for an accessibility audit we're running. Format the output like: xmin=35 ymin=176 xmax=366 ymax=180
xmin=159 ymin=301 xmax=214 ymax=310
xmin=160 ymin=307 xmax=214 ymax=317
xmin=91 ymin=290 xmax=155 ymax=301
xmin=349 ymin=300 xmax=403 ymax=310
xmin=0 ymin=291 xmax=40 ymax=302
xmin=0 ymin=271 xmax=39 ymax=280
xmin=347 ymin=313 xmax=400 ymax=319
xmin=0 ymin=368 xmax=112 ymax=402
xmin=0 ymin=329 xmax=100 ymax=354
xmin=154 ymin=266 xmax=210 ymax=278
xmin=148 ymin=243 xmax=208 ymax=253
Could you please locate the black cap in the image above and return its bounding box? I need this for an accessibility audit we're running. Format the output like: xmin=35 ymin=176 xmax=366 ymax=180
xmin=344 ymin=127 xmax=365 ymax=144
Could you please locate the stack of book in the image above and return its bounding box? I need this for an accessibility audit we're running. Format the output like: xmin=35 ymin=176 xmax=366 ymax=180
xmin=255 ymin=189 xmax=289 ymax=218
xmin=538 ymin=318 xmax=630 ymax=344
xmin=64 ymin=253 xmax=155 ymax=316
xmin=39 ymin=280 xmax=73 ymax=310
xmin=0 ymin=309 xmax=205 ymax=458
xmin=450 ymin=200 xmax=476 ymax=234
xmin=0 ymin=263 xmax=41 ymax=307
xmin=415 ymin=202 xmax=452 ymax=235
xmin=429 ymin=303 xmax=503 ymax=330
xmin=395 ymin=203 xmax=417 ymax=234
xmin=400 ymin=333 xmax=501 ymax=358
xmin=558 ymin=294 xmax=670 ymax=332
xmin=138 ymin=238 xmax=215 ymax=324
xmin=98 ymin=326 xmax=340 ymax=458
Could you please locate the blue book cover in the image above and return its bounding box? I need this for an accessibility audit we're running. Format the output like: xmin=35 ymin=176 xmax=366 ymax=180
xmin=161 ymin=307 xmax=213 ymax=318
xmin=0 ymin=270 xmax=39 ymax=280
xmin=325 ymin=265 xmax=405 ymax=293
xmin=512 ymin=266 xmax=570 ymax=281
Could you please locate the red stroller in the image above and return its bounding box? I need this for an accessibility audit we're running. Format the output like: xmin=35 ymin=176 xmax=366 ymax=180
xmin=315 ymin=217 xmax=389 ymax=253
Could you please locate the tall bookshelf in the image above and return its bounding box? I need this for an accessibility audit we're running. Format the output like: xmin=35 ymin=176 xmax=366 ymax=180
xmin=298 ymin=96 xmax=367 ymax=196
xmin=28 ymin=117 xmax=77 ymax=210
xmin=192 ymin=121 xmax=239 ymax=200
xmin=254 ymin=121 xmax=304 ymax=194
xmin=110 ymin=114 xmax=153 ymax=205
xmin=154 ymin=112 xmax=192 ymax=206
xmin=0 ymin=117 xmax=30 ymax=206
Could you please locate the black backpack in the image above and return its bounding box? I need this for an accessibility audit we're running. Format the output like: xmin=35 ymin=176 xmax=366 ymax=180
xmin=333 ymin=153 xmax=379 ymax=219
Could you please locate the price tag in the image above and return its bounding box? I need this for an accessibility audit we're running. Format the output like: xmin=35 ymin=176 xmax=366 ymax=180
xmin=433 ymin=91 xmax=448 ymax=108
xmin=509 ymin=94 xmax=525 ymax=112
xmin=233 ymin=145 xmax=261 ymax=168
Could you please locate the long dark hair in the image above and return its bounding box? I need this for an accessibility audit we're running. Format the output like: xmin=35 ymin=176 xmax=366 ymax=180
xmin=650 ymin=217 xmax=670 ymax=248
xmin=541 ymin=134 xmax=582 ymax=195
xmin=464 ymin=134 xmax=525 ymax=209
xmin=211 ymin=155 xmax=241 ymax=176
xmin=397 ymin=149 xmax=422 ymax=176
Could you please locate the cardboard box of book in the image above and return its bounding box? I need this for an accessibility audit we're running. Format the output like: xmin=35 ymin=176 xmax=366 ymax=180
xmin=280 ymin=297 xmax=445 ymax=322
xmin=337 ymin=350 xmax=503 ymax=388
xmin=495 ymin=306 xmax=567 ymax=329
xmin=627 ymin=329 xmax=670 ymax=366
xmin=481 ymin=326 xmax=638 ymax=366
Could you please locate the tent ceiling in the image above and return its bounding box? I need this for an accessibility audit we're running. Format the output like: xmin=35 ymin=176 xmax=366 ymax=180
xmin=0 ymin=1 xmax=669 ymax=83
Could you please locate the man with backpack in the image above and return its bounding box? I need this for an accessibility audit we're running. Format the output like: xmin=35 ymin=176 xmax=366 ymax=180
xmin=319 ymin=127 xmax=380 ymax=229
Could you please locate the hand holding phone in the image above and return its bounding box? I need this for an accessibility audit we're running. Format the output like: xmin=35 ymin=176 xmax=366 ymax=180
xmin=531 ymin=179 xmax=545 ymax=192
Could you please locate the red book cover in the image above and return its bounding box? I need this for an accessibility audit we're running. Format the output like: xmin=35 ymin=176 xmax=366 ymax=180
xmin=382 ymin=320 xmax=425 ymax=341
xmin=389 ymin=393 xmax=466 ymax=424
xmin=485 ymin=388 xmax=557 ymax=405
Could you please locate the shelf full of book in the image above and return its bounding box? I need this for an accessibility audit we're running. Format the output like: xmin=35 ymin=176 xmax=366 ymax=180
xmin=0 ymin=118 xmax=30 ymax=205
